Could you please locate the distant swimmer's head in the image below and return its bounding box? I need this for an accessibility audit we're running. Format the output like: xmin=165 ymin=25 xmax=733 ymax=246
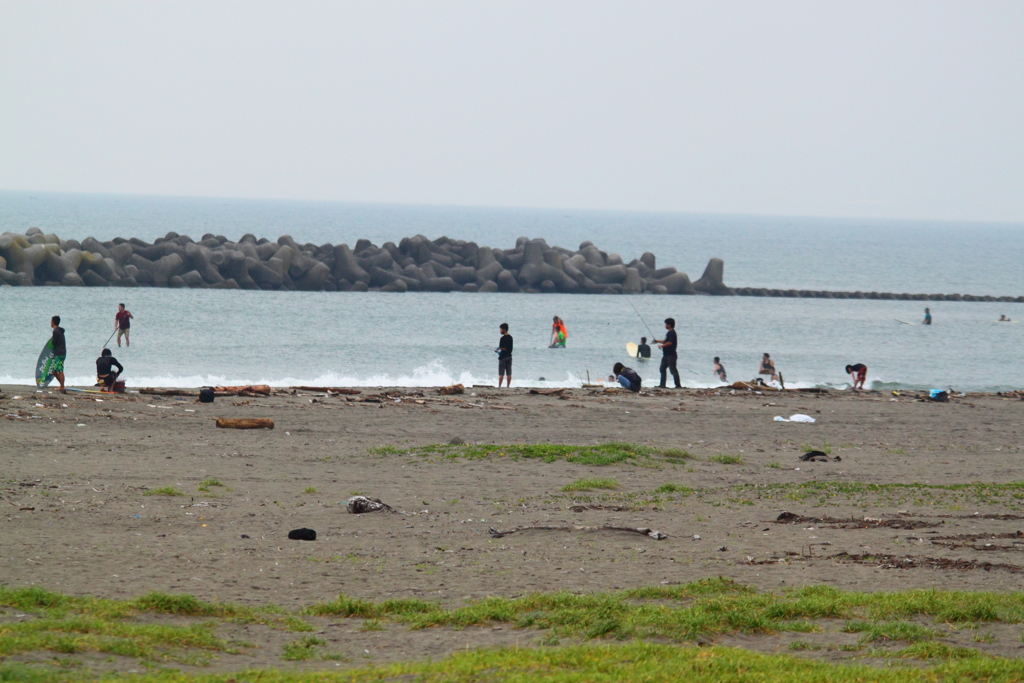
xmin=499 ymin=323 xmax=508 ymax=333
xmin=51 ymin=315 xmax=60 ymax=327
xmin=640 ymin=337 xmax=647 ymax=343
xmin=102 ymin=348 xmax=112 ymax=357
xmin=664 ymin=318 xmax=675 ymax=329
xmin=613 ymin=362 xmax=625 ymax=375
xmin=845 ymin=365 xmax=853 ymax=373
xmin=714 ymin=357 xmax=720 ymax=363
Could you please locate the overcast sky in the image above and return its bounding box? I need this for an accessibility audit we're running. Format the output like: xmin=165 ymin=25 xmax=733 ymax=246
xmin=1 ymin=2 xmax=1022 ymax=221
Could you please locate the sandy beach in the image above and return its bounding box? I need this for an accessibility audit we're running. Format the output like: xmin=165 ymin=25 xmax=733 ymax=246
xmin=2 ymin=383 xmax=1024 ymax=670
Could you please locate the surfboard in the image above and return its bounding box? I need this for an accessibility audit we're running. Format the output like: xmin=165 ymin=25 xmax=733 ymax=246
xmin=35 ymin=339 xmax=56 ymax=387
xmin=895 ymin=320 xmax=911 ymax=324
xmin=67 ymin=388 xmax=104 ymax=394
xmin=625 ymin=342 xmax=639 ymax=357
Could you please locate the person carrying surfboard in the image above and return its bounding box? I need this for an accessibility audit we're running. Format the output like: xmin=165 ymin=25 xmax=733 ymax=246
xmin=50 ymin=316 xmax=67 ymax=393
xmin=845 ymin=363 xmax=867 ymax=391
xmin=115 ymin=303 xmax=133 ymax=347
xmin=96 ymin=348 xmax=124 ymax=391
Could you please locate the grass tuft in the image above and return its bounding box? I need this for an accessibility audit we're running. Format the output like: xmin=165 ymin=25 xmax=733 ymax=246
xmin=709 ymin=454 xmax=742 ymax=465
xmin=143 ymin=486 xmax=183 ymax=497
xmin=562 ymin=478 xmax=619 ymax=492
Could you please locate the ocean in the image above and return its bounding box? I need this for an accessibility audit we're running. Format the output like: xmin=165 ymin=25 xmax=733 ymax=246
xmin=2 ymin=191 xmax=1023 ymax=392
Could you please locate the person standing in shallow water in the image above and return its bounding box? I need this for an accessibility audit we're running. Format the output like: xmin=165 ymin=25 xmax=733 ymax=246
xmin=713 ymin=357 xmax=727 ymax=382
xmin=923 ymin=308 xmax=932 ymax=325
xmin=115 ymin=303 xmax=133 ymax=347
xmin=50 ymin=315 xmax=67 ymax=393
xmin=496 ymin=323 xmax=513 ymax=388
xmin=653 ymin=318 xmax=681 ymax=388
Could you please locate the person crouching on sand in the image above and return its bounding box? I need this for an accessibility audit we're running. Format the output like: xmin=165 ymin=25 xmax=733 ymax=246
xmin=96 ymin=348 xmax=124 ymax=391
xmin=846 ymin=363 xmax=867 ymax=391
xmin=613 ymin=362 xmax=642 ymax=393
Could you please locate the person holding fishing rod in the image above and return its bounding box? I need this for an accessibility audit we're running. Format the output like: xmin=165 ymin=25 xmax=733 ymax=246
xmin=653 ymin=318 xmax=682 ymax=388
xmin=114 ymin=303 xmax=133 ymax=347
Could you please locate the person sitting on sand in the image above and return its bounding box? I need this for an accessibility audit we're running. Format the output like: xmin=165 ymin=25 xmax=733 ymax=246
xmin=637 ymin=337 xmax=651 ymax=359
xmin=845 ymin=363 xmax=867 ymax=391
xmin=96 ymin=348 xmax=124 ymax=391
xmin=613 ymin=362 xmax=642 ymax=393
xmin=713 ymin=357 xmax=727 ymax=382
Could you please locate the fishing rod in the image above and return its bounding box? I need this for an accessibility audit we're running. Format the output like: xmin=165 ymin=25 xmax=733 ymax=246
xmin=626 ymin=298 xmax=656 ymax=339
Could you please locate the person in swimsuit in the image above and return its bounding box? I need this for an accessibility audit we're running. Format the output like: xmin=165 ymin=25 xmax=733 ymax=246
xmin=713 ymin=357 xmax=727 ymax=382
xmin=96 ymin=348 xmax=124 ymax=391
xmin=759 ymin=353 xmax=784 ymax=388
xmin=923 ymin=308 xmax=932 ymax=325
xmin=845 ymin=363 xmax=867 ymax=391
xmin=613 ymin=362 xmax=642 ymax=392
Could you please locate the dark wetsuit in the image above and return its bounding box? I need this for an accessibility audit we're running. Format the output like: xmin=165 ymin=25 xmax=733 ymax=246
xmin=637 ymin=343 xmax=651 ymax=359
xmin=96 ymin=355 xmax=123 ymax=389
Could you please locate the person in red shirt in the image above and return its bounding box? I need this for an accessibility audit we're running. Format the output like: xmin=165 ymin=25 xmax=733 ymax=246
xmin=115 ymin=303 xmax=134 ymax=347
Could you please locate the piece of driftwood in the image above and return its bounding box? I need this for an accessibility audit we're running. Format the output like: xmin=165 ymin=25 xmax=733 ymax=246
xmin=438 ymin=383 xmax=465 ymax=395
xmin=292 ymin=387 xmax=362 ymax=394
xmin=488 ymin=525 xmax=667 ymax=540
xmin=529 ymin=388 xmax=565 ymax=396
xmin=215 ymin=417 xmax=274 ymax=429
xmin=346 ymin=496 xmax=393 ymax=513
xmin=140 ymin=388 xmax=198 ymax=397
xmin=214 ymin=385 xmax=271 ymax=395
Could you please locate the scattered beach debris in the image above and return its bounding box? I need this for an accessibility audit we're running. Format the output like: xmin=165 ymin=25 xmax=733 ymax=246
xmin=774 ymin=414 xmax=816 ymax=423
xmin=346 ymin=496 xmax=394 ymax=514
xmin=287 ymin=528 xmax=317 ymax=541
xmin=828 ymin=551 xmax=1023 ymax=574
xmin=291 ymin=386 xmax=361 ymax=394
xmin=438 ymin=384 xmax=465 ymax=396
xmin=774 ymin=512 xmax=941 ymax=529
xmin=529 ymin=388 xmax=566 ymax=396
xmin=215 ymin=417 xmax=274 ymax=429
xmin=488 ymin=525 xmax=667 ymax=540
xmin=799 ymin=451 xmax=829 ymax=462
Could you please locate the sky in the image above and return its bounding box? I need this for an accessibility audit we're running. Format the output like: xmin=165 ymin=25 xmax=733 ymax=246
xmin=1 ymin=1 xmax=1022 ymax=222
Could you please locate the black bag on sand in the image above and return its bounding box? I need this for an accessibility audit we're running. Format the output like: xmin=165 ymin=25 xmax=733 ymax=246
xmin=288 ymin=528 xmax=317 ymax=541
xmin=199 ymin=388 xmax=215 ymax=403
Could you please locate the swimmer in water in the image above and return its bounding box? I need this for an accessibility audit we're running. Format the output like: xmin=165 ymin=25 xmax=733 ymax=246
xmin=550 ymin=316 xmax=567 ymax=348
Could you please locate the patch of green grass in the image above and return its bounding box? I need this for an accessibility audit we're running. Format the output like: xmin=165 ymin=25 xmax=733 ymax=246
xmin=142 ymin=486 xmax=183 ymax=497
xmin=801 ymin=443 xmax=832 ymax=455
xmin=788 ymin=640 xmax=822 ymax=650
xmin=708 ymin=454 xmax=742 ymax=465
xmin=654 ymin=483 xmax=693 ymax=495
xmin=843 ymin=620 xmax=941 ymax=643
xmin=894 ymin=641 xmax=989 ymax=660
xmin=662 ymin=448 xmax=693 ymax=461
xmin=196 ymin=478 xmax=224 ymax=492
xmin=888 ymin=448 xmax=907 ymax=455
xmin=303 ymin=486 xmax=317 ymax=494
xmin=766 ymin=462 xmax=782 ymax=469
xmin=369 ymin=442 xmax=668 ymax=466
xmin=561 ymin=478 xmax=619 ymax=492
xmin=281 ymin=635 xmax=327 ymax=661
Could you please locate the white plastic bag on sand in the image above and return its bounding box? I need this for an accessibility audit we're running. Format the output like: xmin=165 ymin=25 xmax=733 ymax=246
xmin=774 ymin=414 xmax=816 ymax=423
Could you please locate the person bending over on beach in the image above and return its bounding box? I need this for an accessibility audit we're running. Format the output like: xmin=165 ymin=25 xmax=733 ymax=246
xmin=96 ymin=348 xmax=124 ymax=391
xmin=115 ymin=303 xmax=133 ymax=347
xmin=50 ymin=316 xmax=67 ymax=393
xmin=637 ymin=337 xmax=651 ymax=359
xmin=496 ymin=323 xmax=513 ymax=388
xmin=549 ymin=316 xmax=567 ymax=348
xmin=653 ymin=318 xmax=681 ymax=388
xmin=613 ymin=362 xmax=642 ymax=393
xmin=759 ymin=353 xmax=784 ymax=388
xmin=845 ymin=363 xmax=867 ymax=391
xmin=923 ymin=308 xmax=932 ymax=325
xmin=713 ymin=357 xmax=727 ymax=382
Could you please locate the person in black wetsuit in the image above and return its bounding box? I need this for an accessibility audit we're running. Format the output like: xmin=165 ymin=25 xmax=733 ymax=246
xmin=653 ymin=318 xmax=681 ymax=388
xmin=96 ymin=348 xmax=124 ymax=391
xmin=613 ymin=362 xmax=642 ymax=392
xmin=637 ymin=337 xmax=651 ymax=359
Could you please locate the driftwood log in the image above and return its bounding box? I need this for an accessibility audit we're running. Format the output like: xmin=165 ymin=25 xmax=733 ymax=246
xmin=215 ymin=417 xmax=274 ymax=429
xmin=292 ymin=386 xmax=361 ymax=394
xmin=488 ymin=525 xmax=667 ymax=540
